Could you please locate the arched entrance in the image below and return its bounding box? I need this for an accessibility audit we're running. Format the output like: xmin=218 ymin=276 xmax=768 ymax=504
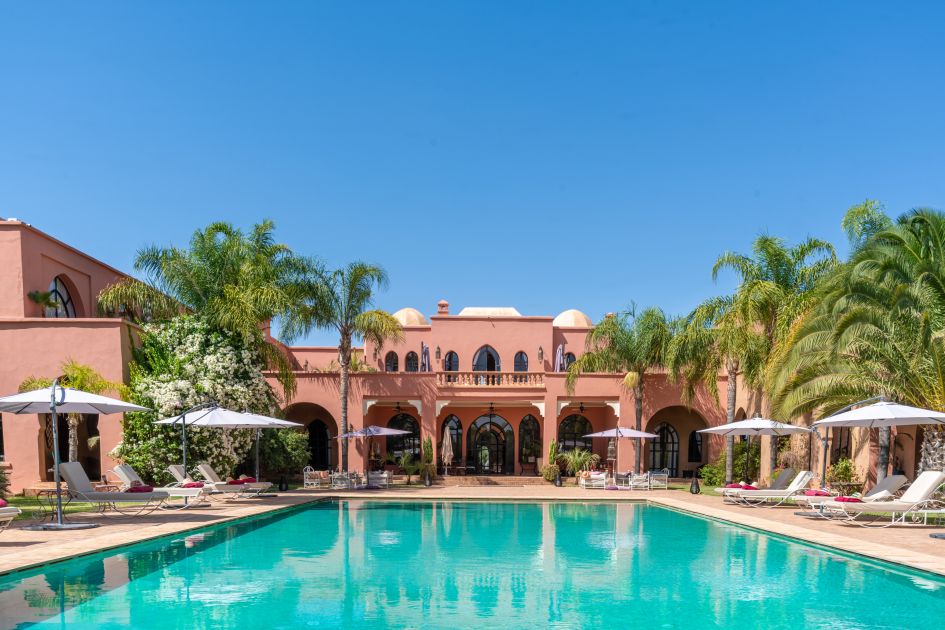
xmin=472 ymin=345 xmax=501 ymax=371
xmin=308 ymin=420 xmax=332 ymax=469
xmin=466 ymin=413 xmax=514 ymax=474
xmin=284 ymin=403 xmax=338 ymax=471
xmin=646 ymin=406 xmax=709 ymax=477
xmin=387 ymin=413 xmax=420 ymax=461
xmin=519 ymin=415 xmax=541 ymax=474
xmin=649 ymin=422 xmax=679 ymax=476
xmin=557 ymin=414 xmax=593 ymax=452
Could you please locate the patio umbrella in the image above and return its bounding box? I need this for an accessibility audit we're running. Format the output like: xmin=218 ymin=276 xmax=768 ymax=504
xmin=441 ymin=428 xmax=454 ymax=475
xmin=155 ymin=406 xmax=301 ymax=479
xmin=336 ymin=425 xmax=410 ymax=472
xmin=554 ymin=344 xmax=565 ymax=372
xmin=584 ymin=427 xmax=659 ymax=477
xmin=699 ymin=418 xmax=810 ymax=483
xmin=811 ymin=400 xmax=945 ymax=486
xmin=0 ymin=381 xmax=150 ymax=530
xmin=420 ymin=342 xmax=431 ymax=372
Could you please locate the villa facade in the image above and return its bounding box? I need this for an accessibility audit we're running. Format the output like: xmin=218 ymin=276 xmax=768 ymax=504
xmin=0 ymin=220 xmax=921 ymax=492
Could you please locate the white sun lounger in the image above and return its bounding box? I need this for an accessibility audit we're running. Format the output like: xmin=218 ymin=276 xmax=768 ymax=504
xmin=732 ymin=471 xmax=814 ymax=507
xmin=579 ymin=471 xmax=608 ymax=489
xmin=821 ymin=470 xmax=945 ymax=527
xmin=0 ymin=506 xmax=20 ymax=531
xmin=715 ymin=468 xmax=796 ymax=498
xmin=794 ymin=474 xmax=907 ymax=510
xmin=113 ymin=464 xmax=208 ymax=507
xmin=196 ymin=463 xmax=273 ymax=496
xmin=167 ymin=464 xmax=249 ymax=498
xmin=59 ymin=462 xmax=169 ymax=515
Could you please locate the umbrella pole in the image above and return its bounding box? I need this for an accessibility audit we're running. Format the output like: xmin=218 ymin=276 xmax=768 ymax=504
xmin=255 ymin=428 xmax=261 ymax=480
xmin=50 ymin=379 xmax=64 ymax=527
xmin=181 ymin=415 xmax=188 ymax=475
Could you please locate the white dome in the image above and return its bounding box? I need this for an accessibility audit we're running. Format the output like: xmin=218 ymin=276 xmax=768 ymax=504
xmin=392 ymin=307 xmax=429 ymax=326
xmin=553 ymin=309 xmax=593 ymax=327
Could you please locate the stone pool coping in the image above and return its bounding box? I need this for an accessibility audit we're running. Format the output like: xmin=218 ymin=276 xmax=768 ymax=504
xmin=1 ymin=486 xmax=943 ymax=578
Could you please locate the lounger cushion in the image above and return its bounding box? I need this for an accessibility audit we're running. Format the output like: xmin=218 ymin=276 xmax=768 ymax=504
xmin=0 ymin=499 xmax=6 ymax=507
xmin=835 ymin=496 xmax=863 ymax=503
xmin=128 ymin=485 xmax=154 ymax=493
xmin=240 ymin=477 xmax=257 ymax=483
xmin=724 ymin=483 xmax=741 ymax=488
xmin=741 ymin=485 xmax=758 ymax=490
xmin=182 ymin=482 xmax=204 ymax=488
xmin=804 ymin=489 xmax=830 ymax=496
xmin=228 ymin=479 xmax=246 ymax=485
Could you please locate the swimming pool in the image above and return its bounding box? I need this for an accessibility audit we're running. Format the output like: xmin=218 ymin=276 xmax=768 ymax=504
xmin=1 ymin=500 xmax=944 ymax=628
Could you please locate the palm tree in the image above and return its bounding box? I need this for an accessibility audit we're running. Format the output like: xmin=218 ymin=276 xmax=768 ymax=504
xmin=713 ymin=234 xmax=837 ymax=472
xmin=20 ymin=360 xmax=124 ymax=463
xmin=667 ymin=296 xmax=765 ymax=483
xmin=98 ymin=220 xmax=310 ymax=396
xmin=566 ymin=306 xmax=674 ymax=473
xmin=773 ymin=208 xmax=945 ymax=476
xmin=557 ymin=448 xmax=600 ymax=477
xmin=282 ymin=263 xmax=403 ymax=472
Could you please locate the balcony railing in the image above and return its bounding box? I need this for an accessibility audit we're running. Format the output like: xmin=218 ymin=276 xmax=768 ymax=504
xmin=436 ymin=371 xmax=544 ymax=387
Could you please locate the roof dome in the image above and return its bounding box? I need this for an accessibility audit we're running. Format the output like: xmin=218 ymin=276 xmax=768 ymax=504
xmin=553 ymin=309 xmax=593 ymax=328
xmin=392 ymin=307 xmax=429 ymax=326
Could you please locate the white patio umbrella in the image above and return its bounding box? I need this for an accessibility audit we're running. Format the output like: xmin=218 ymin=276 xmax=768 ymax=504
xmin=441 ymin=429 xmax=455 ymax=475
xmin=155 ymin=405 xmax=301 ymax=479
xmin=811 ymin=400 xmax=945 ymax=486
xmin=699 ymin=418 xmax=810 ymax=482
xmin=0 ymin=381 xmax=150 ymax=530
xmin=584 ymin=427 xmax=659 ymax=477
xmin=336 ymin=425 xmax=410 ymax=473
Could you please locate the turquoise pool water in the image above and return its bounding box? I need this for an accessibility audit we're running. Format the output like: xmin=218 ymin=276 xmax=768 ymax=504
xmin=1 ymin=501 xmax=944 ymax=628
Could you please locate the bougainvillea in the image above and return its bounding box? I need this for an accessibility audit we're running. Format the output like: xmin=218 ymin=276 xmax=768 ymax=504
xmin=112 ymin=316 xmax=278 ymax=483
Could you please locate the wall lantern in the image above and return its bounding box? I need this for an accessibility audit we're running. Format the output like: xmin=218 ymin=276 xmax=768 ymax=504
xmin=537 ymin=346 xmax=544 ymax=362
xmin=435 ymin=345 xmax=441 ymax=360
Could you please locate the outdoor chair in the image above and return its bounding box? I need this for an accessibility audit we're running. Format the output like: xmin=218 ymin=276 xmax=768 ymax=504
xmin=303 ymin=466 xmax=319 ymax=488
xmin=196 ymin=463 xmax=273 ymax=497
xmin=649 ymin=471 xmax=669 ymax=490
xmin=578 ymin=470 xmax=607 ymax=489
xmin=629 ymin=473 xmax=651 ymax=491
xmin=113 ymin=464 xmax=208 ymax=507
xmin=820 ymin=470 xmax=945 ymax=527
xmin=716 ymin=467 xmax=797 ymax=501
xmin=794 ymin=474 xmax=906 ymax=512
xmin=168 ymin=464 xmax=256 ymax=499
xmin=59 ymin=462 xmax=169 ymax=515
xmin=368 ymin=471 xmax=390 ymax=488
xmin=732 ymin=471 xmax=814 ymax=507
xmin=0 ymin=505 xmax=20 ymax=531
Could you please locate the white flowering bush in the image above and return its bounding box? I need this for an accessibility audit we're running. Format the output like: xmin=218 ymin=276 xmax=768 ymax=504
xmin=114 ymin=316 xmax=278 ymax=484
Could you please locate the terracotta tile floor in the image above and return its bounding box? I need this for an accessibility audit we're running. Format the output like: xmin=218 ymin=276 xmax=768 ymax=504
xmin=2 ymin=485 xmax=944 ymax=577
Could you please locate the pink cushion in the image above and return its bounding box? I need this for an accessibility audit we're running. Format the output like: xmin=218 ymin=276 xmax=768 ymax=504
xmin=804 ymin=489 xmax=829 ymax=496
xmin=724 ymin=483 xmax=742 ymax=488
xmin=740 ymin=485 xmax=758 ymax=490
xmin=240 ymin=477 xmax=257 ymax=483
xmin=182 ymin=482 xmax=204 ymax=488
xmin=128 ymin=485 xmax=154 ymax=493
xmin=0 ymin=498 xmax=7 ymax=507
xmin=835 ymin=496 xmax=863 ymax=503
xmin=228 ymin=479 xmax=245 ymax=485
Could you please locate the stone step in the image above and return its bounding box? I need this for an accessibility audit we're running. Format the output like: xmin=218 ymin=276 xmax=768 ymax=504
xmin=437 ymin=475 xmax=548 ymax=486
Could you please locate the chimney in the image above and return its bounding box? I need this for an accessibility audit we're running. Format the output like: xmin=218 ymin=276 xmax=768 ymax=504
xmin=437 ymin=299 xmax=449 ymax=315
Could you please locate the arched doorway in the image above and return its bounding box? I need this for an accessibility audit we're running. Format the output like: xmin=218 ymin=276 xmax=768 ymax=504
xmin=284 ymin=403 xmax=338 ymax=471
xmin=649 ymin=422 xmax=679 ymax=476
xmin=307 ymin=420 xmax=332 ymax=469
xmin=557 ymin=414 xmax=593 ymax=452
xmin=466 ymin=413 xmax=514 ymax=474
xmin=519 ymin=415 xmax=541 ymax=473
xmin=387 ymin=413 xmax=420 ymax=461
xmin=472 ymin=345 xmax=501 ymax=371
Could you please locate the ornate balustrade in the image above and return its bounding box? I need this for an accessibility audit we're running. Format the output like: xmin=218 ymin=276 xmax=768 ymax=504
xmin=435 ymin=371 xmax=544 ymax=387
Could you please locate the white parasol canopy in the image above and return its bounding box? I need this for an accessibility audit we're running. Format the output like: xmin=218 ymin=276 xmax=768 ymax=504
xmin=585 ymin=427 xmax=659 ymax=439
xmin=811 ymin=401 xmax=945 ymax=429
xmin=337 ymin=425 xmax=410 ymax=438
xmin=698 ymin=418 xmax=811 ymax=436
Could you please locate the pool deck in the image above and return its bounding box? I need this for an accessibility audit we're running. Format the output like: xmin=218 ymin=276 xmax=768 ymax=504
xmin=2 ymin=485 xmax=944 ymax=577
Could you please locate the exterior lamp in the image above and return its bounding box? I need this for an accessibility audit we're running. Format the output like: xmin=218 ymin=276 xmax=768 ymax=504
xmin=435 ymin=346 xmax=441 ymax=360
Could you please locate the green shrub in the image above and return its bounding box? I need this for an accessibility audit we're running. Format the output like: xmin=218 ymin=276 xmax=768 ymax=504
xmin=257 ymin=429 xmax=311 ymax=477
xmin=826 ymin=457 xmax=856 ymax=483
xmin=0 ymin=466 xmax=9 ymax=499
xmin=419 ymin=437 xmax=436 ymax=481
xmin=557 ymin=448 xmax=600 ymax=476
xmin=699 ymin=440 xmax=760 ymax=486
xmin=540 ymin=464 xmax=560 ymax=483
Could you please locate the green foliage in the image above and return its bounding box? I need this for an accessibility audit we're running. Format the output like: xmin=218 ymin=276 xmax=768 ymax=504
xmin=540 ymin=464 xmax=560 ymax=483
xmin=699 ymin=440 xmax=761 ymax=486
xmin=419 ymin=436 xmax=436 ymax=480
xmin=826 ymin=458 xmax=857 ymax=484
xmin=841 ymin=199 xmax=891 ymax=250
xmin=258 ymin=429 xmax=311 ymax=476
xmin=556 ymin=448 xmax=600 ymax=476
xmin=547 ymin=439 xmax=559 ymax=463
xmin=397 ymin=453 xmax=419 ymax=484
xmin=0 ymin=466 xmax=10 ymax=498
xmin=27 ymin=290 xmax=56 ymax=310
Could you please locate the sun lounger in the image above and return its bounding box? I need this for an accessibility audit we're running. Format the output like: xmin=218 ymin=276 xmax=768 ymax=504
xmin=195 ymin=463 xmax=273 ymax=497
xmin=821 ymin=470 xmax=945 ymax=527
xmin=579 ymin=471 xmax=608 ymax=488
xmin=794 ymin=474 xmax=906 ymax=510
xmin=0 ymin=506 xmax=20 ymax=531
xmin=113 ymin=464 xmax=208 ymax=507
xmin=167 ymin=464 xmax=249 ymax=499
xmin=732 ymin=470 xmax=814 ymax=507
xmin=629 ymin=472 xmax=653 ymax=490
xmin=59 ymin=462 xmax=168 ymax=515
xmin=715 ymin=467 xmax=796 ymax=498
xmin=367 ymin=471 xmax=390 ymax=488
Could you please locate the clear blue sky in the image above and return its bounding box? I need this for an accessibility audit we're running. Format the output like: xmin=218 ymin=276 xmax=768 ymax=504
xmin=2 ymin=2 xmax=944 ymax=345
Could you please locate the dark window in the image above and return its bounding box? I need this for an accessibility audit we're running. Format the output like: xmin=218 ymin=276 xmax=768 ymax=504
xmin=472 ymin=345 xmax=501 ymax=371
xmin=688 ymin=431 xmax=703 ymax=463
xmin=466 ymin=413 xmax=514 ymax=474
xmin=440 ymin=415 xmax=462 ymax=469
xmin=387 ymin=413 xmax=420 ymax=460
xmin=514 ymin=351 xmax=528 ymax=372
xmin=385 ymin=351 xmax=399 ymax=373
xmin=405 ymin=351 xmax=419 ymax=373
xmin=831 ymin=426 xmax=851 ymax=460
xmin=564 ymin=352 xmax=576 ymax=368
xmin=443 ymin=351 xmax=459 ymax=382
xmin=47 ymin=276 xmax=77 ymax=318
xmin=649 ymin=422 xmax=679 ymax=476
xmin=519 ymin=415 xmax=541 ymax=464
xmin=557 ymin=414 xmax=593 ymax=452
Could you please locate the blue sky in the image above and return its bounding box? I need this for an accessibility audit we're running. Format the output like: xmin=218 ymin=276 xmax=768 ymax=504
xmin=2 ymin=2 xmax=944 ymax=345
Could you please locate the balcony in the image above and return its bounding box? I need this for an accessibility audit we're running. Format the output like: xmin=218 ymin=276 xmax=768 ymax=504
xmin=435 ymin=371 xmax=544 ymax=388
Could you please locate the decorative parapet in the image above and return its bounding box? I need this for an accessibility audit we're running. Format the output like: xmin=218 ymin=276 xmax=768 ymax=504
xmin=435 ymin=371 xmax=544 ymax=388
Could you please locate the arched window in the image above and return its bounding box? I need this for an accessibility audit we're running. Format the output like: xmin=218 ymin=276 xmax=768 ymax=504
xmin=47 ymin=276 xmax=76 ymax=318
xmin=557 ymin=414 xmax=593 ymax=452
xmin=440 ymin=415 xmax=462 ymax=469
xmin=514 ymin=351 xmax=528 ymax=372
xmin=466 ymin=413 xmax=514 ymax=474
xmin=443 ymin=351 xmax=459 ymax=382
xmin=650 ymin=422 xmax=679 ymax=476
xmin=688 ymin=431 xmax=703 ymax=463
xmin=405 ymin=351 xmax=419 ymax=373
xmin=564 ymin=352 xmax=576 ymax=368
xmin=472 ymin=345 xmax=501 ymax=371
xmin=385 ymin=351 xmax=399 ymax=373
xmin=387 ymin=413 xmax=420 ymax=460
xmin=519 ymin=415 xmax=541 ymax=465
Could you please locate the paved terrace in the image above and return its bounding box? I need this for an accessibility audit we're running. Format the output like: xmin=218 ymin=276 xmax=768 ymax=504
xmin=1 ymin=486 xmax=944 ymax=577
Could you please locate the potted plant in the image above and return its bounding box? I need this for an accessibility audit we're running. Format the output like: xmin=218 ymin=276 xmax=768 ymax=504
xmin=420 ymin=437 xmax=437 ymax=487
xmin=541 ymin=440 xmax=561 ymax=484
xmin=557 ymin=448 xmax=601 ymax=484
xmin=27 ymin=290 xmax=56 ymax=317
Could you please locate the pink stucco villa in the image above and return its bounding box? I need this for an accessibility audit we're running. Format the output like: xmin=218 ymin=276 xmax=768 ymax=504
xmin=0 ymin=219 xmax=916 ymax=493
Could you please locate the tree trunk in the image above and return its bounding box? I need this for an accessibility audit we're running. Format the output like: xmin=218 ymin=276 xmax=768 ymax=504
xmin=634 ymin=383 xmax=644 ymax=474
xmin=339 ymin=334 xmax=351 ymax=473
xmin=918 ymin=427 xmax=945 ymax=473
xmin=725 ymin=366 xmax=737 ymax=485
xmin=876 ymin=426 xmax=890 ymax=482
xmin=68 ymin=414 xmax=80 ymax=463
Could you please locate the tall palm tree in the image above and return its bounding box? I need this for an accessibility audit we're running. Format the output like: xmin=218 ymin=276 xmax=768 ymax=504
xmin=566 ymin=306 xmax=674 ymax=473
xmin=773 ymin=208 xmax=945 ymax=476
xmin=283 ymin=262 xmax=403 ymax=471
xmin=98 ymin=220 xmax=309 ymax=396
xmin=20 ymin=360 xmax=124 ymax=463
xmin=667 ymin=295 xmax=765 ymax=483
xmin=713 ymin=234 xmax=837 ymax=472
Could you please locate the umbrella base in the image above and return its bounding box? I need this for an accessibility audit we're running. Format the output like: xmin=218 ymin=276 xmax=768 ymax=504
xmin=931 ymin=533 xmax=945 ymax=540
xmin=23 ymin=522 xmax=99 ymax=531
xmin=793 ymin=510 xmax=824 ymax=518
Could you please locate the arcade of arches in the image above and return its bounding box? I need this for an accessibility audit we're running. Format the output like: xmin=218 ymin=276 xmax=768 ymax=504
xmin=643 ymin=406 xmax=709 ymax=478
xmin=284 ymin=403 xmax=339 ymax=471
